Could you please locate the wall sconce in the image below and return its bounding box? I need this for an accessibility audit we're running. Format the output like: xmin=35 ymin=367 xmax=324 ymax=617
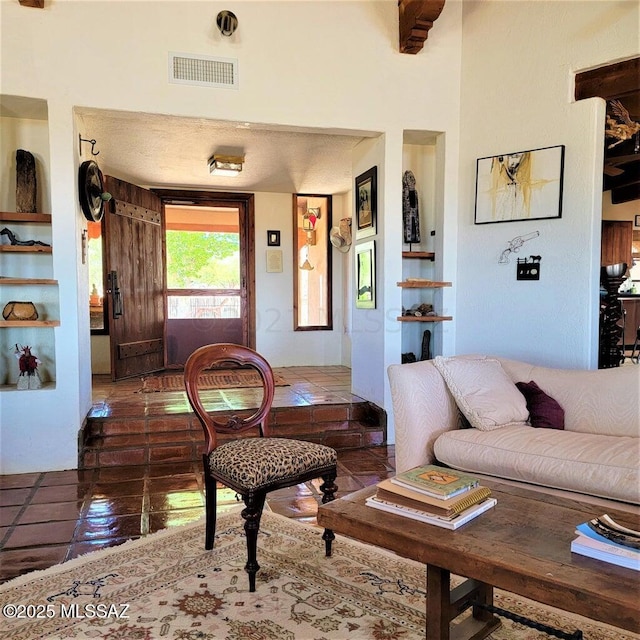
xmin=208 ymin=154 xmax=244 ymax=176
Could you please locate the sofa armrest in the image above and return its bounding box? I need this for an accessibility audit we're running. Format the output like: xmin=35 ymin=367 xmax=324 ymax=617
xmin=388 ymin=360 xmax=459 ymax=473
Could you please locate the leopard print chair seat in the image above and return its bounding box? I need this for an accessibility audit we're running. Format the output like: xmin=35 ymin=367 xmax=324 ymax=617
xmin=184 ymin=343 xmax=338 ymax=592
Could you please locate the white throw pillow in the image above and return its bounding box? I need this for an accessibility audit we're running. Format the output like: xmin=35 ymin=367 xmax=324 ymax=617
xmin=433 ymin=356 xmax=529 ymax=431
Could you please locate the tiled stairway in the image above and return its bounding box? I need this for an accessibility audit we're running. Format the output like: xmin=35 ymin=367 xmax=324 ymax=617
xmin=80 ymin=367 xmax=387 ymax=469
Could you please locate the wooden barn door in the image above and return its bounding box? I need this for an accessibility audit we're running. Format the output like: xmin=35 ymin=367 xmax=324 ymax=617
xmin=103 ymin=175 xmax=165 ymax=380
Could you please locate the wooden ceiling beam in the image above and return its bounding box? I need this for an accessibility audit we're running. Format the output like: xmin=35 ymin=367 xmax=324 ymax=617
xmin=399 ymin=0 xmax=446 ymax=55
xmin=575 ymin=57 xmax=640 ymax=102
xmin=18 ymin=0 xmax=44 ymax=7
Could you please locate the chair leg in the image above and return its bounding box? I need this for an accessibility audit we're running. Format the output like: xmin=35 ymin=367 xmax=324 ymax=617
xmin=203 ymin=469 xmax=218 ymax=551
xmin=241 ymin=492 xmax=266 ymax=592
xmin=319 ymin=470 xmax=338 ymax=557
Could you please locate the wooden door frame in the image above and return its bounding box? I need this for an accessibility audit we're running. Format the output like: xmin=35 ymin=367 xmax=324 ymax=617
xmin=152 ymin=189 xmax=256 ymax=354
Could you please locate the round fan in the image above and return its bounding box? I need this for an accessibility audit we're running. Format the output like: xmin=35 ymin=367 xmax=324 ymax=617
xmin=78 ymin=160 xmax=111 ymax=222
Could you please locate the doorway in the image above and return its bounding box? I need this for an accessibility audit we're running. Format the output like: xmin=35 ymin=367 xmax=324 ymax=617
xmin=165 ymin=204 xmax=244 ymax=367
xmin=156 ymin=190 xmax=256 ymax=367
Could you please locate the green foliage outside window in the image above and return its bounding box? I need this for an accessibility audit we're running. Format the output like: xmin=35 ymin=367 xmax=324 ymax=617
xmin=166 ymin=231 xmax=240 ymax=289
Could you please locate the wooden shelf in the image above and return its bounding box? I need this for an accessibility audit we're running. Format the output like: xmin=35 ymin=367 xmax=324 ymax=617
xmin=0 ymin=278 xmax=58 ymax=285
xmin=397 ymin=280 xmax=451 ymax=288
xmin=396 ymin=316 xmax=452 ymax=322
xmin=0 ymin=212 xmax=51 ymax=223
xmin=0 ymin=320 xmax=60 ymax=327
xmin=0 ymin=245 xmax=52 ymax=253
xmin=402 ymin=251 xmax=434 ymax=260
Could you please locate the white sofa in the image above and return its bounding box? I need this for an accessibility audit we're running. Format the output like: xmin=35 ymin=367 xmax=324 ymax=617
xmin=388 ymin=356 xmax=640 ymax=506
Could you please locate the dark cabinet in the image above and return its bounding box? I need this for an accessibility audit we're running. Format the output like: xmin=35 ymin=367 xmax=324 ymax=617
xmin=601 ymin=221 xmax=633 ymax=269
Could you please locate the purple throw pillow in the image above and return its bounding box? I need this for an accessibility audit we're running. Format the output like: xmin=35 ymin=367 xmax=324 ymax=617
xmin=516 ymin=380 xmax=565 ymax=430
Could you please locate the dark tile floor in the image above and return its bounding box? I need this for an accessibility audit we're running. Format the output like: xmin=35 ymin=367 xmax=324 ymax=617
xmin=0 ymin=367 xmax=395 ymax=585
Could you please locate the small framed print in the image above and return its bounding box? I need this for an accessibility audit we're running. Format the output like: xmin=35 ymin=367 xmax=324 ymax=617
xmin=267 ymin=230 xmax=281 ymax=246
xmin=634 ymin=214 xmax=640 ymax=228
xmin=355 ymin=166 xmax=377 ymax=238
xmin=266 ymin=249 xmax=283 ymax=273
xmin=355 ymin=240 xmax=375 ymax=309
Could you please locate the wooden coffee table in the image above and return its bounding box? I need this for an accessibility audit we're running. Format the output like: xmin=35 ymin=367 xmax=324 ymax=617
xmin=317 ymin=479 xmax=640 ymax=640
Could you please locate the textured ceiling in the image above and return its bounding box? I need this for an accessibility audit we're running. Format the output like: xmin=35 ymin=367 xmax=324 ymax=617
xmin=76 ymin=108 xmax=378 ymax=195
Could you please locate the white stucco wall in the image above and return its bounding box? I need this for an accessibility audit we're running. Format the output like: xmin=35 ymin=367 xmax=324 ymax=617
xmin=0 ymin=0 xmax=463 ymax=471
xmin=455 ymin=0 xmax=639 ymax=369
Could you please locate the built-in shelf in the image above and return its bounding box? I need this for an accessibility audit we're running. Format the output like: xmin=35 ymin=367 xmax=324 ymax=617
xmin=0 ymin=245 xmax=52 ymax=253
xmin=0 ymin=212 xmax=51 ymax=223
xmin=0 ymin=278 xmax=58 ymax=285
xmin=0 ymin=320 xmax=60 ymax=327
xmin=397 ymin=316 xmax=452 ymax=322
xmin=402 ymin=251 xmax=434 ymax=260
xmin=397 ymin=280 xmax=451 ymax=288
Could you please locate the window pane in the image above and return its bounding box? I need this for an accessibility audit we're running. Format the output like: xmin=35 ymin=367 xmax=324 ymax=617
xmin=166 ymin=230 xmax=240 ymax=289
xmin=167 ymin=295 xmax=241 ymax=319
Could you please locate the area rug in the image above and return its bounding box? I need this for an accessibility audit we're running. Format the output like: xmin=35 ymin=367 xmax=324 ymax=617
xmin=1 ymin=511 xmax=636 ymax=640
xmin=137 ymin=370 xmax=289 ymax=393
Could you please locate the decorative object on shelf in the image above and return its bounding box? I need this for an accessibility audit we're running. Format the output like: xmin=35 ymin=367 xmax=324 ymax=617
xmin=605 ymin=100 xmax=640 ymax=149
xmin=267 ymin=230 xmax=280 ymax=246
xmin=16 ymin=149 xmax=37 ymax=213
xmin=403 ymin=303 xmax=434 ymax=317
xmin=355 ymin=240 xmax=375 ymax=308
xmin=78 ymin=160 xmax=112 ymax=222
xmin=402 ymin=170 xmax=421 ymax=245
xmin=2 ymin=301 xmax=38 ymax=321
xmin=0 ymin=227 xmax=50 ymax=247
xmin=516 ymin=256 xmax=541 ymax=280
xmin=421 ymin=329 xmax=432 ymax=360
xmin=329 ymin=218 xmax=352 ymax=253
xmin=475 ymin=145 xmax=565 ymax=224
xmin=355 ymin=166 xmax=377 ymax=239
xmin=401 ymin=352 xmax=417 ymax=364
xmin=14 ymin=343 xmax=42 ymax=390
xmin=499 ymin=230 xmax=539 ymax=264
xmin=599 ymin=262 xmax=628 ymax=369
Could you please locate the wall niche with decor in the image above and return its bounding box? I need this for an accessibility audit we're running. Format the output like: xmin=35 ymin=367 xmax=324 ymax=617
xmin=0 ymin=95 xmax=58 ymax=389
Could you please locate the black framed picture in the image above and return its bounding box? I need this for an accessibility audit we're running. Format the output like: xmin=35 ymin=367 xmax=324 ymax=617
xmin=355 ymin=166 xmax=377 ymax=238
xmin=474 ymin=145 xmax=565 ymax=224
xmin=267 ymin=230 xmax=280 ymax=246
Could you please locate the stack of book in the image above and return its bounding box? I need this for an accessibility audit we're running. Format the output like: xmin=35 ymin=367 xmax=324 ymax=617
xmin=571 ymin=513 xmax=640 ymax=571
xmin=366 ymin=464 xmax=497 ymax=530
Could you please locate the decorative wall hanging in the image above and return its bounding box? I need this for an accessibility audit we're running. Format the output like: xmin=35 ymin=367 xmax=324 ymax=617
xmin=402 ymin=170 xmax=421 ymax=244
xmin=78 ymin=160 xmax=112 ymax=222
xmin=355 ymin=240 xmax=376 ymax=309
xmin=499 ymin=231 xmax=539 ymax=264
xmin=355 ymin=167 xmax=377 ymax=239
xmin=516 ymin=256 xmax=542 ymax=280
xmin=266 ymin=249 xmax=283 ymax=273
xmin=330 ymin=218 xmax=352 ymax=253
xmin=475 ymin=145 xmax=565 ymax=224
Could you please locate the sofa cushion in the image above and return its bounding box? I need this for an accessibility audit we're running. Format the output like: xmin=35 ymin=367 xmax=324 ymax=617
xmin=433 ymin=356 xmax=529 ymax=431
xmin=516 ymin=380 xmax=564 ymax=430
xmin=434 ymin=426 xmax=640 ymax=504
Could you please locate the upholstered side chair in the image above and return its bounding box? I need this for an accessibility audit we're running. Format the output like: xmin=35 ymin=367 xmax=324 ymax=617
xmin=184 ymin=343 xmax=338 ymax=592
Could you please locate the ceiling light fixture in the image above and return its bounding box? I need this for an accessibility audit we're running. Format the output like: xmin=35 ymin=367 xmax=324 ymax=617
xmin=208 ymin=154 xmax=244 ymax=176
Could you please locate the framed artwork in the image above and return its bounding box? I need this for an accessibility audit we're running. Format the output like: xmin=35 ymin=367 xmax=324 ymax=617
xmin=474 ymin=145 xmax=565 ymax=224
xmin=355 ymin=240 xmax=375 ymax=309
xmin=266 ymin=249 xmax=283 ymax=273
xmin=634 ymin=215 xmax=640 ymax=228
xmin=267 ymin=230 xmax=280 ymax=246
xmin=355 ymin=166 xmax=377 ymax=238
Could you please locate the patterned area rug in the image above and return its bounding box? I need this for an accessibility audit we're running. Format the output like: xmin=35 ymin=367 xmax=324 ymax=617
xmin=137 ymin=370 xmax=289 ymax=393
xmin=1 ymin=511 xmax=636 ymax=640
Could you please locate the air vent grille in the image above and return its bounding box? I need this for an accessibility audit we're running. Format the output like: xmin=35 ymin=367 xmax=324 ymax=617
xmin=169 ymin=53 xmax=238 ymax=89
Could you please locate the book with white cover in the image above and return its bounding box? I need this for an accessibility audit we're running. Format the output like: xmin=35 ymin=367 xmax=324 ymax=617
xmin=365 ymin=495 xmax=497 ymax=530
xmin=571 ymin=534 xmax=640 ymax=571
